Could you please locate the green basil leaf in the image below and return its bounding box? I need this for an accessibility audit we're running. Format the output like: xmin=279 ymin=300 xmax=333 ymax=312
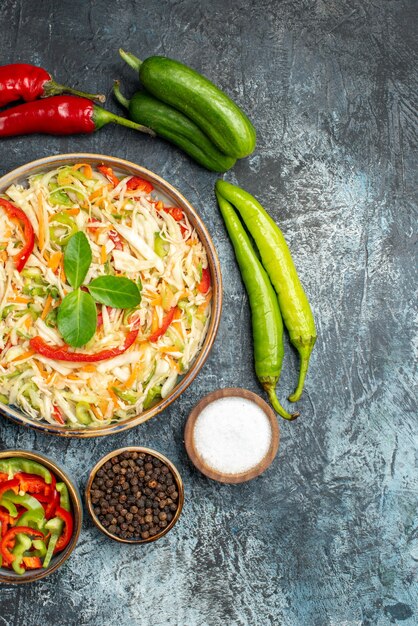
xmin=88 ymin=276 xmax=141 ymax=309
xmin=57 ymin=289 xmax=97 ymax=347
xmin=64 ymin=232 xmax=92 ymax=289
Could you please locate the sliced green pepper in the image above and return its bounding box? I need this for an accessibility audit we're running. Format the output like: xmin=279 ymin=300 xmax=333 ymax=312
xmin=75 ymin=401 xmax=93 ymax=426
xmin=143 ymin=385 xmax=162 ymax=410
xmin=49 ymin=212 xmax=78 ymax=246
xmin=0 ymin=498 xmax=17 ymax=516
xmin=154 ymin=232 xmax=169 ymax=257
xmin=17 ymin=507 xmax=46 ymax=530
xmin=56 ymin=483 xmax=71 ymax=512
xmin=12 ymin=533 xmax=32 ymax=575
xmin=24 ymin=538 xmax=47 ymax=558
xmin=0 ymin=458 xmax=52 ymax=484
xmin=43 ymin=517 xmax=64 ymax=569
xmin=112 ymin=387 xmax=138 ymax=405
xmin=2 ymin=305 xmax=16 ymax=319
xmin=1 ymin=491 xmax=44 ymax=511
xmin=48 ymin=183 xmax=73 ymax=207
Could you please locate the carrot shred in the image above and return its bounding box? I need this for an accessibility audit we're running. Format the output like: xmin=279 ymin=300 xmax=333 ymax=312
xmin=63 ymin=208 xmax=80 ymax=216
xmin=72 ymin=163 xmax=93 ymax=179
xmin=24 ymin=316 xmax=33 ymax=330
xmin=91 ymin=405 xmax=103 ymax=421
xmin=8 ymin=296 xmax=30 ymax=303
xmin=60 ymin=264 xmax=66 ymax=284
xmin=48 ymin=251 xmax=62 ymax=272
xmin=122 ymin=362 xmax=141 ymax=389
xmin=100 ymin=245 xmax=107 ymax=265
xmin=40 ymin=295 xmax=53 ymax=321
xmin=33 ymin=360 xmax=48 ymax=379
xmin=11 ymin=349 xmax=35 ymax=362
xmin=155 ymin=201 xmax=164 ymax=211
xmin=67 ymin=374 xmax=80 ymax=381
xmin=80 ymin=364 xmax=96 ymax=373
xmin=107 ymin=385 xmax=120 ymax=407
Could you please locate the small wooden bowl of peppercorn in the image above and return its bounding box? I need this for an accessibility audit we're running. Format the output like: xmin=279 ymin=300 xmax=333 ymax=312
xmin=85 ymin=447 xmax=184 ymax=543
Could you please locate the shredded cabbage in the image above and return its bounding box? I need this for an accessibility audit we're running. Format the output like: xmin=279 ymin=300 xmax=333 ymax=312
xmin=0 ymin=164 xmax=211 ymax=428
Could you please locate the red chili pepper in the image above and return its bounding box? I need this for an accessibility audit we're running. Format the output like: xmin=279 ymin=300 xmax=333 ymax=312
xmin=197 ymin=267 xmax=211 ymax=294
xmin=0 ymin=96 xmax=155 ymax=137
xmin=0 ymin=198 xmax=35 ymax=272
xmin=108 ymin=229 xmax=123 ymax=250
xmin=0 ymin=63 xmax=105 ymax=107
xmin=149 ymin=307 xmax=177 ymax=343
xmin=1 ymin=526 xmax=44 ymax=565
xmin=22 ymin=556 xmax=42 ymax=569
xmin=30 ymin=328 xmax=139 ymax=362
xmin=0 ymin=478 xmax=19 ymax=500
xmin=54 ymin=507 xmax=73 ymax=553
xmin=52 ymin=405 xmax=65 ymax=425
xmin=126 ymin=176 xmax=154 ymax=194
xmin=0 ymin=510 xmax=10 ymax=538
xmin=97 ymin=164 xmax=120 ymax=187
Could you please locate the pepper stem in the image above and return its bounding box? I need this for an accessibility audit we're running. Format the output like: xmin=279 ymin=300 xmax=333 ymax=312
xmin=44 ymin=80 xmax=106 ymax=103
xmin=264 ymin=384 xmax=299 ymax=421
xmin=113 ymin=80 xmax=130 ymax=109
xmin=119 ymin=49 xmax=143 ymax=73
xmin=92 ymin=105 xmax=155 ymax=136
xmin=288 ymin=354 xmax=310 ymax=403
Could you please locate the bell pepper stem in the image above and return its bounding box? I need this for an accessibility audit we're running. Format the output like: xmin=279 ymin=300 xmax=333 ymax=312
xmin=113 ymin=80 xmax=130 ymax=109
xmin=92 ymin=105 xmax=155 ymax=136
xmin=288 ymin=354 xmax=310 ymax=403
xmin=43 ymin=80 xmax=106 ymax=103
xmin=119 ymin=48 xmax=143 ymax=73
xmin=264 ymin=384 xmax=299 ymax=421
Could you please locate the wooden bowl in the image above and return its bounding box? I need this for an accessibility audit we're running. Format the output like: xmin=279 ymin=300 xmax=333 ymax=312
xmin=0 ymin=449 xmax=82 ymax=584
xmin=0 ymin=153 xmax=222 ymax=437
xmin=85 ymin=447 xmax=184 ymax=544
xmin=184 ymin=388 xmax=280 ymax=484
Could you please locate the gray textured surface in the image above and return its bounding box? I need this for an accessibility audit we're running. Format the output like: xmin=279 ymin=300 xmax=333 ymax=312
xmin=0 ymin=1 xmax=417 ymax=625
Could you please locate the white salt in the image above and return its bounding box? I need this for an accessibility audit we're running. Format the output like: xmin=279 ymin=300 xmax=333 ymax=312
xmin=193 ymin=396 xmax=272 ymax=474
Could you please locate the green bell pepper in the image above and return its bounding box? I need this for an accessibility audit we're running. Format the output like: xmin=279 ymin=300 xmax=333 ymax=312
xmin=143 ymin=385 xmax=162 ymax=410
xmin=12 ymin=533 xmax=32 ymax=575
xmin=43 ymin=517 xmax=64 ymax=569
xmin=56 ymin=483 xmax=71 ymax=512
xmin=49 ymin=212 xmax=78 ymax=246
xmin=0 ymin=458 xmax=52 ymax=484
xmin=17 ymin=507 xmax=46 ymax=530
xmin=24 ymin=538 xmax=47 ymax=559
xmin=1 ymin=491 xmax=44 ymax=511
xmin=75 ymin=402 xmax=93 ymax=426
xmin=112 ymin=387 xmax=138 ymax=405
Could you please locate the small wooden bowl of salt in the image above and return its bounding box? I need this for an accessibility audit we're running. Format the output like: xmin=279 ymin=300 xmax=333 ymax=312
xmin=184 ymin=388 xmax=279 ymax=483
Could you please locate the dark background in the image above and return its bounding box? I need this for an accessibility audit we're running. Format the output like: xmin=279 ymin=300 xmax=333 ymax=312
xmin=0 ymin=1 xmax=417 ymax=625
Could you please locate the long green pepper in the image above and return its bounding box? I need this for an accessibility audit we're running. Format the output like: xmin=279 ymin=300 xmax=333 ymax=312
xmin=215 ymin=180 xmax=316 ymax=402
xmin=215 ymin=189 xmax=298 ymax=420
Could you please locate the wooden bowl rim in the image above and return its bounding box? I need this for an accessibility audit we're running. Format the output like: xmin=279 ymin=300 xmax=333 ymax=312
xmin=0 ymin=449 xmax=82 ymax=584
xmin=85 ymin=446 xmax=184 ymax=544
xmin=184 ymin=387 xmax=280 ymax=484
xmin=0 ymin=153 xmax=222 ymax=437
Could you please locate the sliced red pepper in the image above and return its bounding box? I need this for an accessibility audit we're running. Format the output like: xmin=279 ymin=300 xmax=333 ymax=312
xmin=0 ymin=198 xmax=35 ymax=272
xmin=0 ymin=473 xmax=8 ymax=483
xmin=108 ymin=229 xmax=123 ymax=250
xmin=30 ymin=328 xmax=139 ymax=362
xmin=0 ymin=510 xmax=10 ymax=538
xmin=164 ymin=206 xmax=184 ymax=222
xmin=126 ymin=176 xmax=154 ymax=194
xmin=22 ymin=556 xmax=42 ymax=569
xmin=54 ymin=507 xmax=73 ymax=553
xmin=14 ymin=473 xmax=48 ymax=495
xmin=52 ymin=405 xmax=65 ymax=425
xmin=149 ymin=306 xmax=177 ymax=343
xmin=44 ymin=489 xmax=60 ymax=520
xmin=197 ymin=267 xmax=211 ymax=294
xmin=0 ymin=478 xmax=20 ymax=500
xmin=97 ymin=164 xmax=120 ymax=188
xmin=1 ymin=526 xmax=43 ymax=564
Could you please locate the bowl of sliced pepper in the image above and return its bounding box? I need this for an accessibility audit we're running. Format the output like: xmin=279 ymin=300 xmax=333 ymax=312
xmin=0 ymin=449 xmax=82 ymax=583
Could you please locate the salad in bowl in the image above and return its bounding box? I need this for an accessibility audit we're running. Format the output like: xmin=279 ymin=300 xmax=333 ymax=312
xmin=0 ymin=156 xmax=221 ymax=435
